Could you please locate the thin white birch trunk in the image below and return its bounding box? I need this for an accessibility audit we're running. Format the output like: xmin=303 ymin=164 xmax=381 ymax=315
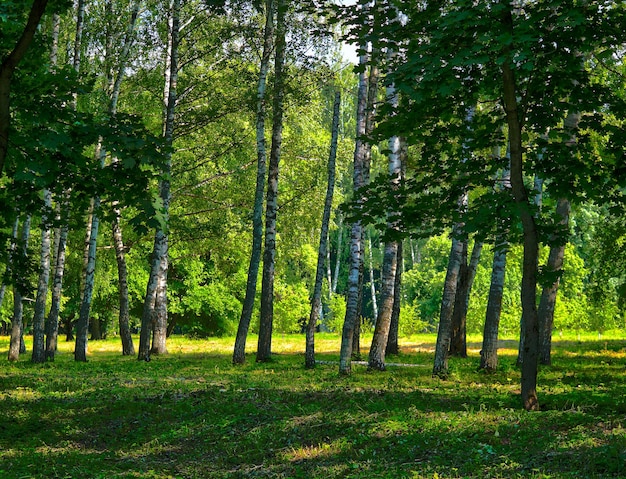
xmin=232 ymin=0 xmax=274 ymax=365
xmin=305 ymin=91 xmax=340 ymax=369
xmin=257 ymin=0 xmax=287 ymax=362
xmin=139 ymin=0 xmax=179 ymax=360
xmin=31 ymin=189 xmax=52 ymax=363
xmin=8 ymin=216 xmax=31 ymax=361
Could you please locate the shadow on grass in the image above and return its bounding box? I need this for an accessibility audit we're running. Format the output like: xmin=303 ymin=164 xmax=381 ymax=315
xmin=1 ymin=346 xmax=625 ymax=478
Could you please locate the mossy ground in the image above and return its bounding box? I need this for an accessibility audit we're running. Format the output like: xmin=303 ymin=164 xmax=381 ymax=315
xmin=1 ymin=332 xmax=625 ymax=478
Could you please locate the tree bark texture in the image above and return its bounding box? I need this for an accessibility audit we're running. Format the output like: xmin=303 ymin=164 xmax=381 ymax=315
xmin=0 ymin=0 xmax=50 ymax=175
xmin=31 ymin=189 xmax=53 ymax=363
xmin=75 ymin=197 xmax=101 ymax=362
xmin=112 ymin=212 xmax=134 ymax=355
xmin=305 ymin=91 xmax=340 ymax=369
xmin=480 ymin=242 xmax=508 ymax=371
xmin=386 ymin=241 xmax=403 ymax=356
xmin=233 ymin=0 xmax=273 ymax=365
xmin=339 ymin=48 xmax=369 ymax=375
xmin=368 ymin=82 xmax=402 ymax=370
xmin=432 ymin=236 xmax=464 ymax=377
xmin=8 ymin=216 xmax=31 ymax=361
xmin=46 ymin=221 xmax=68 ymax=361
xmin=502 ymin=8 xmax=540 ymax=410
xmin=139 ymin=0 xmax=179 ymax=359
xmin=448 ymin=240 xmax=468 ymax=358
xmin=538 ymin=200 xmax=570 ymax=365
xmin=257 ymin=0 xmax=286 ymax=362
xmin=332 ymin=213 xmax=343 ymax=294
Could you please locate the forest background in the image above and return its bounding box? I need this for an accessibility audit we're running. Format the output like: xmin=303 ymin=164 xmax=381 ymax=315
xmin=1 ymin=0 xmax=625 ymax=405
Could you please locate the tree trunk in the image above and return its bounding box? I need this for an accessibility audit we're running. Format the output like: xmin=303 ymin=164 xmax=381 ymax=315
xmin=31 ymin=189 xmax=53 ymax=363
xmin=448 ymin=240 xmax=468 ymax=357
xmin=480 ymin=241 xmax=508 ymax=371
xmin=46 ymin=220 xmax=68 ymax=361
xmin=305 ymin=91 xmax=340 ymax=369
xmin=366 ymin=233 xmax=378 ymax=322
xmin=386 ymin=241 xmax=403 ymax=356
xmin=75 ymin=196 xmax=101 ymax=362
xmin=0 ymin=0 xmax=50 ymax=175
xmin=501 ymin=9 xmax=540 ymax=410
xmin=368 ymin=76 xmax=402 ymax=370
xmin=233 ymin=0 xmax=274 ymax=365
xmin=257 ymin=0 xmax=286 ymax=362
xmin=339 ymin=39 xmax=378 ymax=374
xmin=8 ymin=216 xmax=31 ymax=361
xmin=139 ymin=0 xmax=179 ymax=359
xmin=432 ymin=235 xmax=464 ymax=377
xmin=112 ymin=211 xmax=134 ymax=355
xmin=332 ymin=213 xmax=343 ymax=294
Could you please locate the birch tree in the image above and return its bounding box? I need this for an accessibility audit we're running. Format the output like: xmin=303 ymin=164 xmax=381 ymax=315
xmin=233 ymin=0 xmax=274 ymax=365
xmin=256 ymin=0 xmax=287 ymax=362
xmin=305 ymin=91 xmax=340 ymax=369
xmin=138 ymin=0 xmax=180 ymax=360
xmin=8 ymin=216 xmax=31 ymax=361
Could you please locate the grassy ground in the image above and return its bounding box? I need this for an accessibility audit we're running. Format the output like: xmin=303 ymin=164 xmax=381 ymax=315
xmin=0 ymin=332 xmax=625 ymax=478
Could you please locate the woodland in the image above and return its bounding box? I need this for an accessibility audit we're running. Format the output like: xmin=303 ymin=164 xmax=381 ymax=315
xmin=1 ymin=0 xmax=626 ymax=416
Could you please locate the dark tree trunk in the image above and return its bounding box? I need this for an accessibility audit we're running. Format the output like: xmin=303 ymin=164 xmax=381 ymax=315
xmin=257 ymin=0 xmax=286 ymax=362
xmin=305 ymin=91 xmax=340 ymax=369
xmin=502 ymin=9 xmax=540 ymax=410
xmin=0 ymin=0 xmax=50 ymax=174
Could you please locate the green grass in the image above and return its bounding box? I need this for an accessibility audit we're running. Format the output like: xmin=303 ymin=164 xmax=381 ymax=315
xmin=1 ymin=332 xmax=625 ymax=478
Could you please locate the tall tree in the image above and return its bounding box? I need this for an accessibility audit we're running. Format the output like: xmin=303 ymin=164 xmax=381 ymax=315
xmin=256 ymin=0 xmax=287 ymax=362
xmin=233 ymin=0 xmax=274 ymax=365
xmin=338 ymin=42 xmax=370 ymax=374
xmin=305 ymin=91 xmax=340 ymax=369
xmin=31 ymin=190 xmax=53 ymax=363
xmin=138 ymin=0 xmax=180 ymax=360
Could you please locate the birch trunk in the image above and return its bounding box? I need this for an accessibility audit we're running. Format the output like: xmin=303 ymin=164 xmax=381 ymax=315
xmin=233 ymin=0 xmax=274 ymax=365
xmin=46 ymin=220 xmax=68 ymax=361
xmin=112 ymin=211 xmax=134 ymax=355
xmin=448 ymin=240 xmax=468 ymax=357
xmin=339 ymin=50 xmax=368 ymax=374
xmin=332 ymin=213 xmax=343 ymax=294
xmin=339 ymin=39 xmax=378 ymax=374
xmin=432 ymin=234 xmax=464 ymax=377
xmin=8 ymin=216 xmax=31 ymax=361
xmin=256 ymin=0 xmax=286 ymax=362
xmin=480 ymin=150 xmax=511 ymax=371
xmin=480 ymin=242 xmax=508 ymax=371
xmin=0 ymin=218 xmax=19 ymax=320
xmin=538 ymin=112 xmax=578 ymax=364
xmin=75 ymin=195 xmax=101 ymax=362
xmin=305 ymin=91 xmax=340 ymax=369
xmin=139 ymin=0 xmax=179 ymax=359
xmin=31 ymin=189 xmax=53 ymax=363
xmin=368 ymin=74 xmax=402 ymax=370
xmin=537 ymin=200 xmax=569 ymax=365
xmin=367 ymin=233 xmax=378 ymax=321
xmin=386 ymin=241 xmax=403 ymax=356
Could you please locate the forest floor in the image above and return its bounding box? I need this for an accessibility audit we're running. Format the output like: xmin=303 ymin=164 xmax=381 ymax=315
xmin=0 ymin=332 xmax=625 ymax=478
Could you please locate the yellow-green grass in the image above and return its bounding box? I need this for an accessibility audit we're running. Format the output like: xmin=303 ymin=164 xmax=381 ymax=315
xmin=0 ymin=332 xmax=624 ymax=478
